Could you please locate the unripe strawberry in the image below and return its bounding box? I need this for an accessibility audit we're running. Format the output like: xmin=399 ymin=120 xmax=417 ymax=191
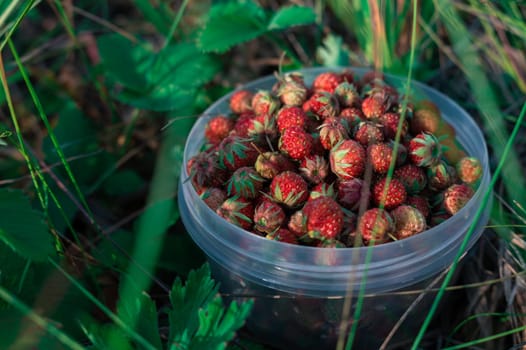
xmin=408 ymin=132 xmax=443 ymax=167
xmin=390 ymin=205 xmax=427 ymax=239
xmin=357 ymin=208 xmax=394 ymax=245
xmin=456 ymin=156 xmax=482 ymax=184
xmin=299 ymin=154 xmax=329 ymax=184
xmin=230 ymin=90 xmax=253 ymax=114
xmin=313 ymin=72 xmax=343 ymax=93
xmin=278 ymin=126 xmax=313 ymax=160
xmin=337 ymin=178 xmax=369 ymax=211
xmin=406 ymin=195 xmax=431 ymax=218
xmin=339 ymin=107 xmax=364 ymax=131
xmin=303 ymin=196 xmax=344 ymax=240
xmin=443 ymin=183 xmax=474 ymax=215
xmin=276 ymin=106 xmax=307 ymax=132
xmin=216 ymin=196 xmax=254 ymax=230
xmin=319 ymin=117 xmax=349 ymax=150
xmin=253 ymin=199 xmax=286 ymax=234
xmin=361 ymin=91 xmax=392 ymax=120
xmin=270 ymin=171 xmax=309 ymax=208
xmin=427 ymin=161 xmax=457 ymax=192
xmin=379 ymin=112 xmax=408 ymax=140
xmin=226 ymin=166 xmax=266 ymax=199
xmin=205 ymin=115 xmax=234 ymax=145
xmin=410 ymin=104 xmax=442 ymax=135
xmin=373 ymin=177 xmax=407 ymax=210
xmin=277 ymin=73 xmax=308 ymax=106
xmin=252 ymin=90 xmax=280 ymax=116
xmin=200 ymin=187 xmax=227 ymax=211
xmin=308 ymin=92 xmax=340 ymax=119
xmin=309 ymin=182 xmax=336 ymax=201
xmin=266 ymin=228 xmax=298 ymax=245
xmin=330 ymin=140 xmax=366 ymax=180
xmin=187 ymin=151 xmax=228 ymax=190
xmin=394 ymin=164 xmax=427 ymax=194
xmin=288 ymin=210 xmax=307 ymax=236
xmin=334 ymin=82 xmax=360 ymax=107
xmin=218 ymin=135 xmax=259 ymax=171
xmin=368 ymin=142 xmax=395 ymax=174
xmin=440 ymin=136 xmax=467 ymax=165
xmin=255 ymin=151 xmax=296 ymax=179
xmin=354 ymin=121 xmax=384 ymax=146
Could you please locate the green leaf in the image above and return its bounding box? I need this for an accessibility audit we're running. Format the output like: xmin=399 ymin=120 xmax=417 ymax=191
xmin=92 ymin=229 xmax=134 ymax=272
xmin=117 ymin=87 xmax=197 ymax=112
xmin=0 ymin=189 xmax=54 ymax=261
xmin=267 ymin=5 xmax=316 ymax=30
xmin=103 ymin=170 xmax=144 ymax=196
xmin=316 ymin=34 xmax=351 ymax=67
xmin=197 ymin=1 xmax=267 ymax=53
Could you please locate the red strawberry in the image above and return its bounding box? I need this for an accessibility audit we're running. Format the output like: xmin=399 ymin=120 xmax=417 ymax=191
xmin=394 ymin=164 xmax=427 ymax=194
xmin=330 ymin=140 xmax=366 ymax=180
xmin=357 ymin=208 xmax=394 ymax=245
xmin=443 ymin=183 xmax=474 ymax=215
xmin=308 ymin=92 xmax=340 ymax=119
xmin=230 ymin=90 xmax=253 ymax=114
xmin=254 ymin=151 xmax=296 ymax=179
xmin=187 ymin=151 xmax=228 ymax=190
xmin=253 ymin=199 xmax=286 ymax=234
xmin=456 ymin=156 xmax=482 ymax=184
xmin=247 ymin=113 xmax=278 ymax=144
xmin=368 ymin=142 xmax=395 ymax=174
xmin=216 ymin=196 xmax=254 ymax=230
xmin=303 ymin=196 xmax=344 ymax=240
xmin=251 ymin=90 xmax=280 ymax=116
xmin=339 ymin=107 xmax=364 ymax=131
xmin=406 ymin=195 xmax=431 ymax=218
xmin=319 ymin=117 xmax=349 ymax=150
xmin=276 ymin=73 xmax=308 ymax=106
xmin=313 ymin=72 xmax=343 ymax=93
xmin=276 ymin=106 xmax=307 ymax=132
xmin=339 ymin=69 xmax=355 ymax=83
xmin=278 ymin=126 xmax=313 ymax=160
xmin=427 ymin=161 xmax=457 ymax=191
xmin=200 ymin=187 xmax=227 ymax=211
xmin=226 ymin=166 xmax=266 ymax=199
xmin=354 ymin=121 xmax=384 ymax=146
xmin=373 ymin=177 xmax=407 ymax=210
xmin=379 ymin=112 xmax=408 ymax=140
xmin=267 ymin=228 xmax=298 ymax=244
xmin=337 ymin=178 xmax=369 ymax=211
xmin=205 ymin=115 xmax=234 ymax=145
xmin=390 ymin=205 xmax=427 ymax=240
xmin=408 ymin=132 xmax=443 ymax=167
xmin=299 ymin=154 xmax=329 ymax=184
xmin=232 ymin=112 xmax=255 ymax=137
xmin=270 ymin=171 xmax=309 ymax=208
xmin=218 ymin=135 xmax=259 ymax=171
xmin=309 ymin=182 xmax=336 ymax=201
xmin=334 ymin=82 xmax=360 ymax=107
xmin=361 ymin=91 xmax=392 ymax=120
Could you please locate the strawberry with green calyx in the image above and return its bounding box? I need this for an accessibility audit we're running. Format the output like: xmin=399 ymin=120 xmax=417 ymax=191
xmin=368 ymin=142 xmax=395 ymax=174
xmin=318 ymin=117 xmax=349 ymax=150
xmin=408 ymin=132 xmax=443 ymax=167
xmin=427 ymin=160 xmax=457 ymax=192
xmin=379 ymin=112 xmax=408 ymax=140
xmin=308 ymin=92 xmax=340 ymax=119
xmin=230 ymin=89 xmax=254 ymax=114
xmin=339 ymin=107 xmax=364 ymax=132
xmin=406 ymin=195 xmax=430 ymax=218
xmin=443 ymin=183 xmax=474 ymax=215
xmin=337 ymin=178 xmax=368 ymax=211
xmin=330 ymin=139 xmax=366 ymax=180
xmin=278 ymin=126 xmax=313 ymax=160
xmin=373 ymin=177 xmax=407 ymax=210
xmin=357 ymin=208 xmax=394 ymax=245
xmin=276 ymin=106 xmax=307 ymax=132
xmin=200 ymin=187 xmax=227 ymax=211
xmin=309 ymin=182 xmax=336 ymax=201
xmin=204 ymin=115 xmax=234 ymax=145
xmin=226 ymin=166 xmax=266 ymax=199
xmin=270 ymin=171 xmax=309 ymax=208
xmin=251 ymin=90 xmax=280 ymax=116
xmin=334 ymin=82 xmax=361 ymax=108
xmin=187 ymin=151 xmax=228 ymax=191
xmin=354 ymin=121 xmax=384 ymax=146
xmin=361 ymin=90 xmax=392 ymax=120
xmin=216 ymin=196 xmax=254 ymax=230
xmin=390 ymin=205 xmax=427 ymax=240
xmin=254 ymin=151 xmax=296 ymax=179
xmin=275 ymin=72 xmax=309 ymax=107
xmin=299 ymin=154 xmax=329 ymax=184
xmin=253 ymin=198 xmax=286 ymax=234
xmin=247 ymin=113 xmax=279 ymax=146
xmin=456 ymin=156 xmax=482 ymax=185
xmin=266 ymin=228 xmax=298 ymax=245
xmin=218 ymin=135 xmax=259 ymax=171
xmin=232 ymin=112 xmax=255 ymax=137
xmin=394 ymin=163 xmax=427 ymax=194
xmin=313 ymin=71 xmax=343 ymax=93
xmin=303 ymin=196 xmax=344 ymax=240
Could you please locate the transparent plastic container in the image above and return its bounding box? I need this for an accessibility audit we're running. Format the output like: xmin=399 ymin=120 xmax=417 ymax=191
xmin=178 ymin=67 xmax=491 ymax=349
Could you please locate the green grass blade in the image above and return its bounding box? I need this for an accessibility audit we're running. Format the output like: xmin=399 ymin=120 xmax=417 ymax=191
xmin=442 ymin=324 xmax=526 ymax=350
xmin=0 ymin=0 xmax=36 ymax=51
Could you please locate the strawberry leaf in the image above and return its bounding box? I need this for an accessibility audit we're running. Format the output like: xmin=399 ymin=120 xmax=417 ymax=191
xmin=267 ymin=6 xmax=316 ymax=31
xmin=316 ymin=34 xmax=351 ymax=67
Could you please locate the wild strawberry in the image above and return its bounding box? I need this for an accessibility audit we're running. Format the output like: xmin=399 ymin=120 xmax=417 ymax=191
xmin=340 ymin=69 xmax=355 ymax=83
xmin=361 ymin=91 xmax=392 ymax=120
xmin=205 ymin=115 xmax=234 ymax=145
xmin=390 ymin=205 xmax=427 ymax=240
xmin=253 ymin=199 xmax=286 ymax=234
xmin=368 ymin=142 xmax=395 ymax=174
xmin=318 ymin=117 xmax=349 ymax=150
xmin=216 ymin=196 xmax=254 ymax=230
xmin=251 ymin=90 xmax=280 ymax=116
xmin=379 ymin=112 xmax=408 ymax=140
xmin=288 ymin=210 xmax=307 ymax=236
xmin=270 ymin=171 xmax=309 ymax=208
xmin=308 ymin=92 xmax=340 ymax=119
xmin=373 ymin=177 xmax=407 ymax=209
xmin=267 ymin=228 xmax=298 ymax=245
xmin=337 ymin=178 xmax=369 ymax=211
xmin=303 ymin=196 xmax=344 ymax=240
xmin=232 ymin=112 xmax=255 ymax=137
xmin=339 ymin=107 xmax=364 ymax=131
xmin=299 ymin=154 xmax=329 ymax=184
xmin=276 ymin=73 xmax=308 ymax=106
xmin=456 ymin=156 xmax=482 ymax=185
xmin=313 ymin=72 xmax=343 ymax=93
xmin=247 ymin=114 xmax=278 ymax=146
xmin=411 ymin=103 xmax=442 ymax=135
xmin=276 ymin=106 xmax=307 ymax=132
xmin=334 ymin=82 xmax=360 ymax=107
xmin=226 ymin=166 xmax=266 ymax=199
xmin=394 ymin=164 xmax=427 ymax=194
xmin=309 ymin=182 xmax=336 ymax=201
xmin=254 ymin=151 xmax=296 ymax=179
xmin=200 ymin=187 xmax=227 ymax=211
xmin=354 ymin=121 xmax=384 ymax=146
xmin=330 ymin=140 xmax=366 ymax=180
xmin=218 ymin=135 xmax=259 ymax=171
xmin=408 ymin=132 xmax=443 ymax=167
xmin=230 ymin=90 xmax=253 ymax=114
xmin=187 ymin=151 xmax=228 ymax=190
xmin=427 ymin=161 xmax=457 ymax=191
xmin=357 ymin=208 xmax=394 ymax=245
xmin=310 ymin=132 xmax=325 ymax=155
xmin=406 ymin=195 xmax=430 ymax=218
xmin=443 ymin=183 xmax=474 ymax=215
xmin=278 ymin=126 xmax=313 ymax=160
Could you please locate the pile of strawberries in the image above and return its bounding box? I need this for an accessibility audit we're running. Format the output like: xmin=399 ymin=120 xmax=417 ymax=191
xmin=187 ymin=69 xmax=483 ymax=247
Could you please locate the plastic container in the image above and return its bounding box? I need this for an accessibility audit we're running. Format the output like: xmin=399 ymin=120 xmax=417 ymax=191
xmin=178 ymin=67 xmax=491 ymax=349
